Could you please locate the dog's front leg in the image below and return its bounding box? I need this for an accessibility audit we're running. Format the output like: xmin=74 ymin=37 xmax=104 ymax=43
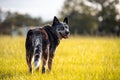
xmin=48 ymin=53 xmax=54 ymax=71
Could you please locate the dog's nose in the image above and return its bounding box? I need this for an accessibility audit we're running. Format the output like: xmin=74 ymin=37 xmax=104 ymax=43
xmin=66 ymin=31 xmax=70 ymax=35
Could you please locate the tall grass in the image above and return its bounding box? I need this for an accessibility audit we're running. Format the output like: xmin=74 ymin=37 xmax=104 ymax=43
xmin=0 ymin=36 xmax=120 ymax=80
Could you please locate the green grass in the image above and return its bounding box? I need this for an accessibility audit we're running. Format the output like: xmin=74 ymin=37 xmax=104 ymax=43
xmin=0 ymin=36 xmax=120 ymax=80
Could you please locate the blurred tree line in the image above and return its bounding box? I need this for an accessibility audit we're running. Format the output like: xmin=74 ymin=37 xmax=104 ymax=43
xmin=0 ymin=9 xmax=42 ymax=35
xmin=60 ymin=0 xmax=120 ymax=36
xmin=0 ymin=0 xmax=120 ymax=36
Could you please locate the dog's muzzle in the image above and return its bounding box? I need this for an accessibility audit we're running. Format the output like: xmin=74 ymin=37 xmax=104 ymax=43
xmin=59 ymin=31 xmax=70 ymax=39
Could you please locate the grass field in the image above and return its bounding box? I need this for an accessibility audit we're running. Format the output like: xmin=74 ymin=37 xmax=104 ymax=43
xmin=0 ymin=36 xmax=120 ymax=80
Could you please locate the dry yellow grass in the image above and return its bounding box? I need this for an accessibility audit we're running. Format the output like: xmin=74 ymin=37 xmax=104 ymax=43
xmin=0 ymin=36 xmax=120 ymax=80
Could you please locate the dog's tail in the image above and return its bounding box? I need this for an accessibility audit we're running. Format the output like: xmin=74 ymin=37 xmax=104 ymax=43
xmin=34 ymin=43 xmax=42 ymax=69
xmin=34 ymin=54 xmax=41 ymax=69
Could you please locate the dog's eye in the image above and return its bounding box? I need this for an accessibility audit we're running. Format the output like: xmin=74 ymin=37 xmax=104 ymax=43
xmin=58 ymin=27 xmax=64 ymax=30
xmin=65 ymin=26 xmax=68 ymax=28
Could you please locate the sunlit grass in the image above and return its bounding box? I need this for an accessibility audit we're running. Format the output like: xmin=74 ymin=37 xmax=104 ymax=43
xmin=0 ymin=36 xmax=120 ymax=80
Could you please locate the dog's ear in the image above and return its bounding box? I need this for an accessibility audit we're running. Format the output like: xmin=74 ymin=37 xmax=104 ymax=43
xmin=63 ymin=17 xmax=68 ymax=24
xmin=52 ymin=16 xmax=59 ymax=26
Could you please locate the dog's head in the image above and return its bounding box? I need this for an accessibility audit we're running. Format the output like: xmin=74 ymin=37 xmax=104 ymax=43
xmin=52 ymin=16 xmax=70 ymax=39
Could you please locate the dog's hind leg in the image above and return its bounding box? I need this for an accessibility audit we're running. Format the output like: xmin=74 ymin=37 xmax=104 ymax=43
xmin=42 ymin=56 xmax=47 ymax=73
xmin=42 ymin=45 xmax=49 ymax=73
xmin=26 ymin=52 xmax=33 ymax=73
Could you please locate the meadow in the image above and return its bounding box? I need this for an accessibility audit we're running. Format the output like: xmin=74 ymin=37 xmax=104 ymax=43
xmin=0 ymin=36 xmax=120 ymax=80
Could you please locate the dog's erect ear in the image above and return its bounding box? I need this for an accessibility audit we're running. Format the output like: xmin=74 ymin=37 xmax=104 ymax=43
xmin=63 ymin=17 xmax=68 ymax=24
xmin=52 ymin=16 xmax=59 ymax=26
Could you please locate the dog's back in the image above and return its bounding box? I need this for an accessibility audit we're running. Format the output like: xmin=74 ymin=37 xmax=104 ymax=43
xmin=25 ymin=27 xmax=49 ymax=72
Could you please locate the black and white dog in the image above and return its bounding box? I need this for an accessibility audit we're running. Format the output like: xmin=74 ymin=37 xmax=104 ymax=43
xmin=25 ymin=16 xmax=70 ymax=73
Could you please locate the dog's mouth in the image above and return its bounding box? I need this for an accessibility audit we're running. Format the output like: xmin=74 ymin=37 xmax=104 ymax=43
xmin=59 ymin=32 xmax=69 ymax=39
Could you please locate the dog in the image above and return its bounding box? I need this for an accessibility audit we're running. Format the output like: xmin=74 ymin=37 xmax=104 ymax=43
xmin=25 ymin=16 xmax=70 ymax=73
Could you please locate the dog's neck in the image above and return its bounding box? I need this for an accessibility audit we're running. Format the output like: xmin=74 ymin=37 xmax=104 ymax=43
xmin=43 ymin=25 xmax=60 ymax=45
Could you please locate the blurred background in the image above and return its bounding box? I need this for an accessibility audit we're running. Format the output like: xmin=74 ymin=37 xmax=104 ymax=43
xmin=0 ymin=0 xmax=120 ymax=36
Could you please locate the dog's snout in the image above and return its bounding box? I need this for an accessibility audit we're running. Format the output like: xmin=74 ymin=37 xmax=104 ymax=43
xmin=66 ymin=31 xmax=70 ymax=35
